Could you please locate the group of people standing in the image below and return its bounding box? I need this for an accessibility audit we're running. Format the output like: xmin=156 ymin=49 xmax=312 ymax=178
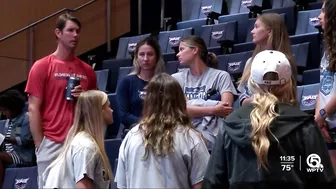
xmin=1 ymin=0 xmax=335 ymax=188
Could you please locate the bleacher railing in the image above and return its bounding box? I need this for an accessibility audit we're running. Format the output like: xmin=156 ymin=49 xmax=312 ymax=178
xmin=0 ymin=0 xmax=106 ymax=70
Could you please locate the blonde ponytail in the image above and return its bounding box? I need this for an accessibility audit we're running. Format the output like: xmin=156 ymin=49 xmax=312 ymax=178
xmin=247 ymin=76 xmax=296 ymax=170
xmin=250 ymin=92 xmax=279 ymax=170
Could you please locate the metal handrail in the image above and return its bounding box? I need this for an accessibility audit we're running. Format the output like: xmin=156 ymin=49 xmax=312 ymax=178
xmin=0 ymin=0 xmax=96 ymax=42
xmin=0 ymin=56 xmax=29 ymax=61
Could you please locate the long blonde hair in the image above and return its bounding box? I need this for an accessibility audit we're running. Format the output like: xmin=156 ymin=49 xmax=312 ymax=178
xmin=238 ymin=13 xmax=297 ymax=105
xmin=247 ymin=73 xmax=295 ymax=170
xmin=44 ymin=90 xmax=112 ymax=181
xmin=139 ymin=73 xmax=196 ymax=159
xmin=130 ymin=37 xmax=165 ymax=75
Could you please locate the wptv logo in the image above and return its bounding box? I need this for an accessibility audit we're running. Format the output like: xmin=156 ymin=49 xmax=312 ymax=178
xmin=306 ymin=154 xmax=324 ymax=172
xmin=280 ymin=153 xmax=324 ymax=172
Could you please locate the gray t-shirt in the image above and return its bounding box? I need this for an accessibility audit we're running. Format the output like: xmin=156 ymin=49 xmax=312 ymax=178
xmin=115 ymin=125 xmax=210 ymax=189
xmin=42 ymin=132 xmax=110 ymax=189
xmin=172 ymin=68 xmax=237 ymax=100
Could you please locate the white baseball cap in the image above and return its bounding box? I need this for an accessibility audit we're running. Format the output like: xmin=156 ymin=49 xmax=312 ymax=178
xmin=250 ymin=50 xmax=292 ymax=85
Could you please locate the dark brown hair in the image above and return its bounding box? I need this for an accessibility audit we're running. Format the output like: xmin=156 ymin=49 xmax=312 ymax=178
xmin=56 ymin=13 xmax=81 ymax=32
xmin=324 ymin=0 xmax=336 ymax=72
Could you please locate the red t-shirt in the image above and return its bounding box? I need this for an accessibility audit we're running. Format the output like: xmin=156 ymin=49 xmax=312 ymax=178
xmin=25 ymin=54 xmax=97 ymax=143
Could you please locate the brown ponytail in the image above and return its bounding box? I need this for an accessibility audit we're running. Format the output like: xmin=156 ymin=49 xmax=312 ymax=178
xmin=207 ymin=52 xmax=218 ymax=69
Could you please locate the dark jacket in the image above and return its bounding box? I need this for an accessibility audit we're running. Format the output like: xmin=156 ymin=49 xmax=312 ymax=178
xmin=202 ymin=103 xmax=336 ymax=189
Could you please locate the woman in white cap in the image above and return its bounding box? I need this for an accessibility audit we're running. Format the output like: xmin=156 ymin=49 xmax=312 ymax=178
xmin=202 ymin=50 xmax=335 ymax=189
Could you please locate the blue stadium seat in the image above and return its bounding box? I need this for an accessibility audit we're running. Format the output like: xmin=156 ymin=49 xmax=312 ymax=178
xmin=102 ymin=59 xmax=133 ymax=93
xmin=104 ymin=138 xmax=122 ymax=172
xmin=116 ymin=34 xmax=150 ymax=59
xmin=292 ymin=42 xmax=309 ymax=68
xmin=159 ymin=28 xmax=193 ymax=61
xmin=177 ymin=0 xmax=227 ymax=36
xmin=165 ymin=61 xmax=179 ymax=75
xmin=176 ymin=19 xmax=207 ymax=37
xmin=290 ymin=33 xmax=321 ymax=69
xmin=307 ymin=0 xmax=323 ymax=10
xmin=299 ymin=83 xmax=319 ymax=113
xmin=105 ymin=93 xmax=121 ymax=139
xmin=297 ymin=85 xmax=303 ymax=104
xmin=165 ymin=61 xmax=189 ymax=75
xmin=295 ymin=9 xmax=321 ymax=35
xmin=2 ymin=166 xmax=38 ymax=189
xmin=117 ymin=66 xmax=133 ymax=86
xmin=95 ymin=69 xmax=109 ymax=92
xmin=302 ymin=68 xmax=320 ymax=85
xmin=218 ymin=13 xmax=250 ymax=43
xmin=159 ymin=28 xmax=193 ymax=54
xmin=227 ymin=0 xmax=269 ymax=15
xmin=181 ymin=0 xmax=227 ymax=21
xmin=217 ymin=51 xmax=253 ymax=84
xmin=201 ymin=21 xmax=236 ymax=55
xmin=291 ymin=42 xmax=309 ymax=83
xmin=271 ymin=0 xmax=296 ymax=8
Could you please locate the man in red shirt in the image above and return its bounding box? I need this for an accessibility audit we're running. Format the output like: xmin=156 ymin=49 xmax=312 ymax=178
xmin=25 ymin=13 xmax=97 ymax=186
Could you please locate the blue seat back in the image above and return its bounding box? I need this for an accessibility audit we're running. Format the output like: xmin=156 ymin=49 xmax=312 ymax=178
xmin=181 ymin=0 xmax=202 ymax=21
xmin=217 ymin=51 xmax=253 ymax=83
xmin=302 ymin=68 xmax=320 ymax=85
xmin=201 ymin=21 xmax=236 ymax=48
xmin=299 ymin=83 xmax=319 ymax=113
xmin=116 ymin=34 xmax=150 ymax=59
xmin=165 ymin=61 xmax=180 ymax=75
xmin=218 ymin=13 xmax=249 ymax=43
xmin=292 ymin=42 xmax=309 ymax=68
xmin=117 ymin=67 xmax=133 ymax=86
xmin=176 ymin=19 xmax=207 ymax=37
xmin=95 ymin=69 xmax=109 ymax=92
xmin=104 ymin=139 xmax=122 ymax=172
xmin=290 ymin=33 xmax=321 ymax=69
xmin=271 ymin=0 xmax=295 ymax=8
xmin=296 ymin=85 xmax=303 ymax=104
xmin=3 ymin=166 xmax=38 ymax=189
xmin=102 ymin=58 xmax=133 ymax=93
xmin=295 ymin=10 xmax=321 ymax=35
xmin=181 ymin=0 xmax=227 ymax=21
xmin=105 ymin=93 xmax=121 ymax=139
xmin=159 ymin=28 xmax=193 ymax=53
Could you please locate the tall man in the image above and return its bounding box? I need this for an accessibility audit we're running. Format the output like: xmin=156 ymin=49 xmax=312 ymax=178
xmin=25 ymin=13 xmax=97 ymax=185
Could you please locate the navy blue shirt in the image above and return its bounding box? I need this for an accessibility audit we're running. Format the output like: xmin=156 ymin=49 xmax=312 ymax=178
xmin=116 ymin=75 xmax=147 ymax=129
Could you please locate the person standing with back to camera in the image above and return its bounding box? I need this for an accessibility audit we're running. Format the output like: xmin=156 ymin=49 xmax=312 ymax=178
xmin=202 ymin=50 xmax=335 ymax=189
xmin=25 ymin=13 xmax=97 ymax=187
